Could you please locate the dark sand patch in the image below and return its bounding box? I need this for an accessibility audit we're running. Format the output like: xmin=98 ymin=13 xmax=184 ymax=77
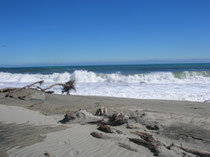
xmin=0 ymin=122 xmax=67 ymax=156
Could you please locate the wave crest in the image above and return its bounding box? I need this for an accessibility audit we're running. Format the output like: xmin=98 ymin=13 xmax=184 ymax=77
xmin=0 ymin=70 xmax=210 ymax=84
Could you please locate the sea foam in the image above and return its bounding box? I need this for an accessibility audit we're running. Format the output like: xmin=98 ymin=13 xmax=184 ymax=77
xmin=0 ymin=70 xmax=210 ymax=102
xmin=1 ymin=70 xmax=210 ymax=83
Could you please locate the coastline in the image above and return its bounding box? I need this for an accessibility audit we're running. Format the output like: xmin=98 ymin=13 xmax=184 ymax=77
xmin=1 ymin=88 xmax=209 ymax=116
xmin=0 ymin=89 xmax=210 ymax=156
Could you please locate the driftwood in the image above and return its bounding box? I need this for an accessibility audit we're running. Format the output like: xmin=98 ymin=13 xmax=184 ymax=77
xmin=204 ymin=99 xmax=210 ymax=103
xmin=22 ymin=80 xmax=44 ymax=89
xmin=171 ymin=144 xmax=210 ymax=157
xmin=45 ymin=91 xmax=54 ymax=94
xmin=126 ymin=124 xmax=138 ymax=129
xmin=18 ymin=96 xmax=26 ymax=100
xmin=95 ymin=107 xmax=107 ymax=116
xmin=98 ymin=125 xmax=114 ymax=133
xmin=0 ymin=81 xmax=44 ymax=93
xmin=118 ymin=142 xmax=138 ymax=152
xmin=129 ymin=131 xmax=161 ymax=156
xmin=145 ymin=124 xmax=159 ymax=130
xmin=40 ymin=83 xmax=64 ymax=91
xmin=82 ymin=120 xmax=110 ymax=126
xmin=35 ymin=86 xmax=54 ymax=94
xmin=59 ymin=111 xmax=75 ymax=123
xmin=1 ymin=80 xmax=76 ymax=96
xmin=90 ymin=132 xmax=110 ymax=139
xmin=114 ymin=128 xmax=123 ymax=134
xmin=59 ymin=110 xmax=85 ymax=123
xmin=132 ymin=131 xmax=160 ymax=145
xmin=0 ymin=87 xmax=18 ymax=93
xmin=109 ymin=112 xmax=128 ymax=126
xmin=38 ymin=80 xmax=76 ymax=95
xmin=128 ymin=138 xmax=159 ymax=156
xmin=1 ymin=81 xmax=44 ymax=96
xmin=44 ymin=152 xmax=50 ymax=157
xmin=14 ymin=80 xmax=44 ymax=94
xmin=84 ymin=111 xmax=128 ymax=127
xmin=6 ymin=81 xmax=43 ymax=99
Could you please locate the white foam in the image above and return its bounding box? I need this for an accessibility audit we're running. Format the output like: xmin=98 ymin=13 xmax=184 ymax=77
xmin=1 ymin=70 xmax=210 ymax=84
xmin=0 ymin=72 xmax=71 ymax=83
xmin=0 ymin=71 xmax=210 ymax=102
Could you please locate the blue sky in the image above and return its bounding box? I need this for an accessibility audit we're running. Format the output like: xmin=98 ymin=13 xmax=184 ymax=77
xmin=0 ymin=0 xmax=210 ymax=66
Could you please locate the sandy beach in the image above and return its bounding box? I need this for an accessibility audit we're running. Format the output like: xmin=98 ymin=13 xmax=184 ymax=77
xmin=1 ymin=0 xmax=210 ymax=156
xmin=0 ymin=89 xmax=210 ymax=157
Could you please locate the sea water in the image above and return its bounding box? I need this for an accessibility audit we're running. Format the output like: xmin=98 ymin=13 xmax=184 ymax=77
xmin=0 ymin=63 xmax=210 ymax=102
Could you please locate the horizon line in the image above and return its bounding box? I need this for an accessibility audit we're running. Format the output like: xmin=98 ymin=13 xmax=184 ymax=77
xmin=1 ymin=60 xmax=210 ymax=68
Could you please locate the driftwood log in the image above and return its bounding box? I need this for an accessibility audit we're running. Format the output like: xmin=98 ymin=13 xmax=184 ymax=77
xmin=171 ymin=144 xmax=210 ymax=157
xmin=129 ymin=131 xmax=161 ymax=156
xmin=98 ymin=125 xmax=114 ymax=133
xmin=131 ymin=131 xmax=160 ymax=145
xmin=22 ymin=80 xmax=44 ymax=89
xmin=38 ymin=80 xmax=76 ymax=95
xmin=90 ymin=132 xmax=110 ymax=139
xmin=0 ymin=81 xmax=44 ymax=94
xmin=84 ymin=111 xmax=128 ymax=127
xmin=0 ymin=80 xmax=44 ymax=93
xmin=128 ymin=138 xmax=159 ymax=156
xmin=0 ymin=80 xmax=76 ymax=95
xmin=109 ymin=112 xmax=128 ymax=126
xmin=0 ymin=87 xmax=18 ymax=93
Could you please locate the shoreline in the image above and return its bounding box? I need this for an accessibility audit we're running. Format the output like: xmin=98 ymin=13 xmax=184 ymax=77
xmin=1 ymin=89 xmax=208 ymax=117
xmin=0 ymin=89 xmax=210 ymax=156
xmin=66 ymin=93 xmax=209 ymax=103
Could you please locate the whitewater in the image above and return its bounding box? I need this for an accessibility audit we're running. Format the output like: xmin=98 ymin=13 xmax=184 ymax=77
xmin=0 ymin=70 xmax=210 ymax=102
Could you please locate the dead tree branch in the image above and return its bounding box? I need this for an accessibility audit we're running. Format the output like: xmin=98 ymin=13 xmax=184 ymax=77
xmin=0 ymin=80 xmax=75 ymax=95
xmin=37 ymin=80 xmax=76 ymax=95
xmin=16 ymin=80 xmax=44 ymax=92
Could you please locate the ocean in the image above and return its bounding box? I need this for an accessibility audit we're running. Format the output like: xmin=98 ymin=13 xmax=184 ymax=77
xmin=0 ymin=63 xmax=210 ymax=102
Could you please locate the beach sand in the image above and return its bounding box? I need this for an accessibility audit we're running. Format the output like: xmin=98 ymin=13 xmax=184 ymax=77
xmin=0 ymin=89 xmax=210 ymax=157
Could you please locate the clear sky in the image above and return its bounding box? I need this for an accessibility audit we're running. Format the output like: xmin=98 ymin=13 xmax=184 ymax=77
xmin=0 ymin=0 xmax=210 ymax=66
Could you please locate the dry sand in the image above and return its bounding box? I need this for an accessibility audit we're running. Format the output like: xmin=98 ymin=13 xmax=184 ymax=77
xmin=0 ymin=89 xmax=210 ymax=157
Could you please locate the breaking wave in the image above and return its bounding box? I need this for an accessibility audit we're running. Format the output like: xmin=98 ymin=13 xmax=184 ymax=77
xmin=0 ymin=70 xmax=210 ymax=84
